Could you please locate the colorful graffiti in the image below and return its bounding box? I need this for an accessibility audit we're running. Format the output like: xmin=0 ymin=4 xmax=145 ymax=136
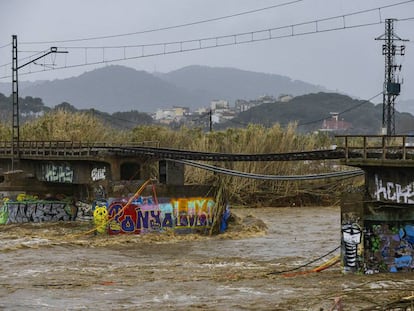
xmin=374 ymin=174 xmax=414 ymax=204
xmin=1 ymin=201 xmax=73 ymax=223
xmin=364 ymin=223 xmax=414 ymax=273
xmin=107 ymin=197 xmax=216 ymax=234
xmin=93 ymin=205 xmax=109 ymax=234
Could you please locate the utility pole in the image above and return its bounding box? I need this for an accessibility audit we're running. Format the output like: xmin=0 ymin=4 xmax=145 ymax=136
xmin=209 ymin=109 xmax=213 ymax=132
xmin=11 ymin=35 xmax=19 ymax=170
xmin=375 ymin=19 xmax=408 ymax=136
xmin=11 ymin=35 xmax=67 ymax=170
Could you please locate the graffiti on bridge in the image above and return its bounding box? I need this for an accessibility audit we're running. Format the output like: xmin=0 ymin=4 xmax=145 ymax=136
xmin=106 ymin=197 xmax=216 ymax=234
xmin=374 ymin=174 xmax=414 ymax=204
xmin=91 ymin=167 xmax=106 ymax=181
xmin=341 ymin=222 xmax=362 ymax=272
xmin=40 ymin=163 xmax=74 ymax=183
xmin=364 ymin=223 xmax=414 ymax=273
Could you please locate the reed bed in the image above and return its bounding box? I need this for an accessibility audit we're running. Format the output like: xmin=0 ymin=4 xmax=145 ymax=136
xmin=129 ymin=123 xmax=358 ymax=206
xmin=1 ymin=111 xmax=360 ymax=206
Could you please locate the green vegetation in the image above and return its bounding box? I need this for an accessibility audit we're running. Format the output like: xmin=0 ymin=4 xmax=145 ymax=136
xmin=225 ymin=92 xmax=412 ymax=134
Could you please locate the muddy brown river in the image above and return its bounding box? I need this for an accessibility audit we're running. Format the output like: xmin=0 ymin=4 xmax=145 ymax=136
xmin=1 ymin=206 xmax=413 ymax=310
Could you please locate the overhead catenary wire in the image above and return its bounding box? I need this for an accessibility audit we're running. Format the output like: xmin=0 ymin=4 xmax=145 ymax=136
xmin=1 ymin=2 xmax=413 ymax=80
xmin=23 ymin=0 xmax=414 ymax=50
xmin=20 ymin=0 xmax=305 ymax=44
xmin=0 ymin=49 xmax=50 ymax=69
xmin=55 ymin=0 xmax=414 ymax=50
xmin=0 ymin=42 xmax=12 ymax=49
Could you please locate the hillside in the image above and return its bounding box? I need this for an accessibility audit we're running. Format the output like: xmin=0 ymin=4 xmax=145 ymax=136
xmin=16 ymin=66 xmax=196 ymax=113
xmin=397 ymin=99 xmax=414 ymax=115
xmin=1 ymin=91 xmax=414 ymax=134
xmin=0 ymin=93 xmax=153 ymax=129
xmin=156 ymin=65 xmax=325 ymax=104
xmin=222 ymin=92 xmax=414 ymax=134
xmin=0 ymin=65 xmax=326 ymax=113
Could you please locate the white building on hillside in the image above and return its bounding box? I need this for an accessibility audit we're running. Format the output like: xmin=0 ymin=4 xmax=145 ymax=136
xmin=210 ymin=99 xmax=229 ymax=111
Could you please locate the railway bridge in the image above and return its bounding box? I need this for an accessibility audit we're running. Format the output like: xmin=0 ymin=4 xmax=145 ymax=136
xmin=0 ymin=139 xmax=346 ymax=200
xmin=1 ymin=135 xmax=414 ymax=274
xmin=0 ymin=136 xmax=413 ymax=200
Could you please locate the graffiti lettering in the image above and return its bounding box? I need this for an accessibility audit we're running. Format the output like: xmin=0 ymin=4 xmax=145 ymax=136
xmin=4 ymin=202 xmax=72 ymax=223
xmin=108 ymin=197 xmax=215 ymax=234
xmin=374 ymin=175 xmax=414 ymax=203
xmin=42 ymin=164 xmax=73 ymax=183
xmin=91 ymin=167 xmax=106 ymax=181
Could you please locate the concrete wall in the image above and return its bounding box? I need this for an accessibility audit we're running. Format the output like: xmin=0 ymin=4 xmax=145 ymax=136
xmin=159 ymin=160 xmax=184 ymax=185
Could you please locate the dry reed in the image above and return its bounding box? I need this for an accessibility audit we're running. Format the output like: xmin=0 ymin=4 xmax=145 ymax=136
xmin=0 ymin=112 xmax=358 ymax=206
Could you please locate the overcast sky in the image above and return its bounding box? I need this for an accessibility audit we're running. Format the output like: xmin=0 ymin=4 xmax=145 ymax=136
xmin=0 ymin=0 xmax=413 ymax=102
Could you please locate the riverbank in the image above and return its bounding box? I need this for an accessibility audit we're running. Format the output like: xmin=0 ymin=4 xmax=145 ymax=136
xmin=0 ymin=206 xmax=413 ymax=310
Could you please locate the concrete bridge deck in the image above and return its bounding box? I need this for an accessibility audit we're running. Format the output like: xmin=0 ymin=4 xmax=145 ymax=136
xmin=1 ymin=135 xmax=414 ymax=163
xmin=0 ymin=135 xmax=413 ymax=202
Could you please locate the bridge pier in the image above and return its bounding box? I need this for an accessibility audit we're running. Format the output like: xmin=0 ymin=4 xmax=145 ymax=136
xmin=339 ymin=136 xmax=414 ymax=274
xmin=158 ymin=160 xmax=184 ymax=185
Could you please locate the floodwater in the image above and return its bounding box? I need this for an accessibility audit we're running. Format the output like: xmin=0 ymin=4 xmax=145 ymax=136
xmin=1 ymin=206 xmax=413 ymax=310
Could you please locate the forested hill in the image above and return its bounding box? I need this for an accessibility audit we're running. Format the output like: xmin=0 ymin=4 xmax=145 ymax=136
xmin=223 ymin=92 xmax=414 ymax=134
xmin=0 ymin=65 xmax=326 ymax=113
xmin=0 ymin=92 xmax=153 ymax=129
xmin=2 ymin=91 xmax=414 ymax=134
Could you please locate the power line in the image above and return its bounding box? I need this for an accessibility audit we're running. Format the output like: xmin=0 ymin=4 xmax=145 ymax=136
xmin=0 ymin=49 xmax=50 ymax=69
xmin=0 ymin=20 xmax=390 ymax=79
xmin=398 ymin=16 xmax=414 ymax=21
xmin=228 ymin=92 xmax=383 ymax=129
xmin=0 ymin=42 xmax=11 ymax=49
xmin=1 ymin=3 xmax=413 ymax=79
xmin=54 ymin=0 xmax=414 ymax=50
xmin=20 ymin=0 xmax=304 ymax=45
xmin=296 ymin=92 xmax=383 ymax=127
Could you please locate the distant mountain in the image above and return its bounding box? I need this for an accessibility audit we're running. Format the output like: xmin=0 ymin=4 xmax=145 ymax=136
xmin=156 ymin=65 xmax=326 ymax=103
xmin=17 ymin=66 xmax=199 ymax=113
xmin=0 ymin=65 xmax=327 ymax=113
xmin=222 ymin=92 xmax=414 ymax=134
xmin=397 ymin=99 xmax=414 ymax=115
xmin=0 ymin=80 xmax=47 ymax=96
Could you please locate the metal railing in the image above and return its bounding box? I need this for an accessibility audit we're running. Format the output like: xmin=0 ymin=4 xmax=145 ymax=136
xmin=335 ymin=135 xmax=414 ymax=160
xmin=0 ymin=140 xmax=160 ymax=158
xmin=3 ymin=137 xmax=414 ymax=162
